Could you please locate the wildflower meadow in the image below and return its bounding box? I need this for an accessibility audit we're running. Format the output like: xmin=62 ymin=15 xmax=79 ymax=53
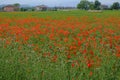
xmin=0 ymin=10 xmax=120 ymax=80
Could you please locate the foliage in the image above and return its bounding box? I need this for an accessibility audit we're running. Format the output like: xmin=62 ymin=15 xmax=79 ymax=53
xmin=20 ymin=7 xmax=35 ymax=12
xmin=77 ymin=0 xmax=101 ymax=10
xmin=111 ymin=2 xmax=120 ymax=10
xmin=13 ymin=3 xmax=20 ymax=11
xmin=94 ymin=0 xmax=101 ymax=10
xmin=77 ymin=0 xmax=90 ymax=10
xmin=89 ymin=2 xmax=94 ymax=10
xmin=13 ymin=3 xmax=20 ymax=7
xmin=20 ymin=8 xmax=28 ymax=11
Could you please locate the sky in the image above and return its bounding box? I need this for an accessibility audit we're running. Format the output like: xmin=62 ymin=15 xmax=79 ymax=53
xmin=0 ymin=0 xmax=120 ymax=7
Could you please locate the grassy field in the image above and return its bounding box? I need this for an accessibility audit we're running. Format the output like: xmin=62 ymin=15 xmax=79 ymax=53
xmin=0 ymin=10 xmax=120 ymax=80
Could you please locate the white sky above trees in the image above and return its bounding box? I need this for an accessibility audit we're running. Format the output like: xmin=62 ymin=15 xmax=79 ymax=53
xmin=0 ymin=0 xmax=120 ymax=7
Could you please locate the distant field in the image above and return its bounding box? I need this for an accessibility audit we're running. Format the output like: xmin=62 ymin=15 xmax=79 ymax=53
xmin=0 ymin=10 xmax=120 ymax=80
xmin=0 ymin=10 xmax=120 ymax=18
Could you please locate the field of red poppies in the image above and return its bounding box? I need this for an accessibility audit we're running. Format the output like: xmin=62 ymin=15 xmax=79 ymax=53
xmin=0 ymin=11 xmax=120 ymax=80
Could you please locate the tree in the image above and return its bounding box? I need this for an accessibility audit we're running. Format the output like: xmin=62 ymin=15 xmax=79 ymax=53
xmin=13 ymin=3 xmax=20 ymax=7
xmin=77 ymin=0 xmax=90 ymax=10
xmin=111 ymin=2 xmax=120 ymax=10
xmin=13 ymin=3 xmax=20 ymax=11
xmin=94 ymin=0 xmax=101 ymax=10
xmin=89 ymin=2 xmax=94 ymax=10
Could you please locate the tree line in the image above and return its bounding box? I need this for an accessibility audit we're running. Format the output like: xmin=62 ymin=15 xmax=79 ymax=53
xmin=77 ymin=0 xmax=120 ymax=10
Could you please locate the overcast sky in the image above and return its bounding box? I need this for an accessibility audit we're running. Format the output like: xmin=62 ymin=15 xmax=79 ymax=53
xmin=0 ymin=0 xmax=120 ymax=7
